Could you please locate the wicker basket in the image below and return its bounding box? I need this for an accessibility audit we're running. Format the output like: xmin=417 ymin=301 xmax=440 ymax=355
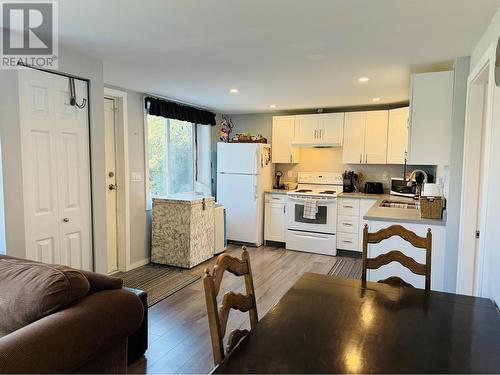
xmin=419 ymin=196 xmax=444 ymax=219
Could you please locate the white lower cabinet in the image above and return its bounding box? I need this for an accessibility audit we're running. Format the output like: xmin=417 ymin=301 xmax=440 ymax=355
xmin=337 ymin=197 xmax=377 ymax=252
xmin=264 ymin=193 xmax=287 ymax=243
xmin=359 ymin=198 xmax=377 ymax=249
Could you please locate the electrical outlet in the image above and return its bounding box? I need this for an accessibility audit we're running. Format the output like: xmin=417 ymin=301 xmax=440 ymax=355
xmin=382 ymin=172 xmax=389 ymax=181
xmin=287 ymin=171 xmax=293 ymax=178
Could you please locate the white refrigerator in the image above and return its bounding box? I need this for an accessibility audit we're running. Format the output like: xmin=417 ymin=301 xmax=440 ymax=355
xmin=216 ymin=143 xmax=273 ymax=246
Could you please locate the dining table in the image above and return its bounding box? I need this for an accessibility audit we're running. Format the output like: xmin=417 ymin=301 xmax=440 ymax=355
xmin=213 ymin=272 xmax=500 ymax=373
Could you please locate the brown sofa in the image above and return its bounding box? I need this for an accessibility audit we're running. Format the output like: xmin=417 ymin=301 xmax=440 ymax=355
xmin=0 ymin=256 xmax=144 ymax=373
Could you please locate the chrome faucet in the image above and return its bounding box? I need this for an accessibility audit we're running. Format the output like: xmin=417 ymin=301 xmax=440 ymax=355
xmin=407 ymin=169 xmax=428 ymax=197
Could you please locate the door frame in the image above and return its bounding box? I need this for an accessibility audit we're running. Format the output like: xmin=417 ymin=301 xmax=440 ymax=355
xmin=104 ymin=88 xmax=131 ymax=272
xmin=457 ymin=43 xmax=495 ymax=296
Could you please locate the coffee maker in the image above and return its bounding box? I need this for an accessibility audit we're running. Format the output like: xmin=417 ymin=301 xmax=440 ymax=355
xmin=343 ymin=170 xmax=356 ymax=193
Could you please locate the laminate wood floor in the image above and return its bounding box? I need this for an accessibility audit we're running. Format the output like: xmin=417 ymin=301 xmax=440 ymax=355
xmin=128 ymin=245 xmax=339 ymax=374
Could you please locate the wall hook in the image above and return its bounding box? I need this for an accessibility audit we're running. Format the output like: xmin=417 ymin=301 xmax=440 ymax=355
xmin=69 ymin=77 xmax=87 ymax=109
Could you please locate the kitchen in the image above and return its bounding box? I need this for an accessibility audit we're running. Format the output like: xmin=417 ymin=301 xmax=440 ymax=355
xmin=216 ymin=69 xmax=458 ymax=293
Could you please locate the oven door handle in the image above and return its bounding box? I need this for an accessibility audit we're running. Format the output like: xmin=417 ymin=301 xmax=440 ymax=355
xmin=288 ymin=196 xmax=337 ymax=203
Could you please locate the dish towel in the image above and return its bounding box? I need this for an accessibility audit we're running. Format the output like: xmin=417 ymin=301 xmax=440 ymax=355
xmin=303 ymin=199 xmax=319 ymax=220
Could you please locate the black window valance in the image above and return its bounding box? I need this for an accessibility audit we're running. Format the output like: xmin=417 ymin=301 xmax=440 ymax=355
xmin=145 ymin=96 xmax=216 ymax=126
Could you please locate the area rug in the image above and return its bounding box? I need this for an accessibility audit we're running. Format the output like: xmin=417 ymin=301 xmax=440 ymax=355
xmin=115 ymin=264 xmax=200 ymax=307
xmin=327 ymin=256 xmax=362 ymax=279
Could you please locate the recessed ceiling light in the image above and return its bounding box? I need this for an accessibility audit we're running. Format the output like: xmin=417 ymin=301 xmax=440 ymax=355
xmin=358 ymin=77 xmax=371 ymax=83
xmin=372 ymin=97 xmax=381 ymax=102
xmin=269 ymin=104 xmax=276 ymax=109
xmin=229 ymin=88 xmax=238 ymax=94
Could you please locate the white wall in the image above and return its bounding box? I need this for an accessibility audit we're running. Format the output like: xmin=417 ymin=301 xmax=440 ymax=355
xmin=122 ymin=89 xmax=151 ymax=265
xmin=443 ymin=57 xmax=470 ymax=292
xmin=468 ymin=4 xmax=500 ymax=305
xmin=0 ymin=140 xmax=5 ymax=254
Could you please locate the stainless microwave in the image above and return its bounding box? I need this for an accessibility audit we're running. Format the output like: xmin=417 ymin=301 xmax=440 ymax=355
xmin=390 ymin=178 xmax=415 ymax=198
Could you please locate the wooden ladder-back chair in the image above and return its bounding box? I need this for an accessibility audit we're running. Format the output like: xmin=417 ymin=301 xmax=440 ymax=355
xmin=203 ymin=246 xmax=258 ymax=365
xmin=362 ymin=224 xmax=432 ymax=291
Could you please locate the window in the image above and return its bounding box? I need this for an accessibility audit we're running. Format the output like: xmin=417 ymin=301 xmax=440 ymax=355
xmin=147 ymin=115 xmax=195 ymax=197
xmin=146 ymin=114 xmax=213 ymax=205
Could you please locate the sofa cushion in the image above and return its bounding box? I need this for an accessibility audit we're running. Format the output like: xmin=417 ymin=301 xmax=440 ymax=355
xmin=80 ymin=270 xmax=123 ymax=294
xmin=0 ymin=256 xmax=90 ymax=337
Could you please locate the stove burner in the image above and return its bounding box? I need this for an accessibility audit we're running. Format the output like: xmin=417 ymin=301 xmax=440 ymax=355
xmin=319 ymin=190 xmax=336 ymax=194
xmin=295 ymin=189 xmax=313 ymax=193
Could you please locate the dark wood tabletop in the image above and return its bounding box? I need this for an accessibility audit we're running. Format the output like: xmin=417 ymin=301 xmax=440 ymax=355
xmin=214 ymin=272 xmax=500 ymax=374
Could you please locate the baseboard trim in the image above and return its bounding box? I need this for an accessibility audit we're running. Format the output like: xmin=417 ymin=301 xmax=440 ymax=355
xmin=126 ymin=257 xmax=150 ymax=271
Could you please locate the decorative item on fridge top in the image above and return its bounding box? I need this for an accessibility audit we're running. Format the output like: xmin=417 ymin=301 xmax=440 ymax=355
xmin=219 ymin=116 xmax=234 ymax=142
xmin=231 ymin=133 xmax=268 ymax=143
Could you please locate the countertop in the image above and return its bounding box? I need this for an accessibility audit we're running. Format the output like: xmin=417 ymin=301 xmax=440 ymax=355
xmin=265 ymin=189 xmax=292 ymax=195
xmin=364 ymin=196 xmax=447 ymax=226
xmin=153 ymin=192 xmax=215 ymax=204
xmin=338 ymin=192 xmax=391 ymax=200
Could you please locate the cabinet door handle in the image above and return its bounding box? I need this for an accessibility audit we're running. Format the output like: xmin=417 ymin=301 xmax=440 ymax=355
xmin=320 ymin=129 xmax=323 ymax=138
xmin=359 ymin=154 xmax=362 ymax=163
xmin=342 ymin=240 xmax=353 ymax=244
xmin=290 ymin=154 xmax=292 ymax=163
xmin=343 ymin=205 xmax=354 ymax=208
xmin=314 ymin=129 xmax=317 ymax=139
xmin=365 ymin=154 xmax=368 ymax=163
xmin=343 ymin=222 xmax=353 ymax=226
xmin=283 ymin=206 xmax=286 ymax=214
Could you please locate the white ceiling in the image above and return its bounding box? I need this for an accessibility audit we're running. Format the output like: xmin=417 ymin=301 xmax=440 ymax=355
xmin=58 ymin=0 xmax=500 ymax=113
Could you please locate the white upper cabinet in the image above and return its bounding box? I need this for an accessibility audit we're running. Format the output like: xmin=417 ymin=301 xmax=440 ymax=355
xmin=364 ymin=110 xmax=388 ymax=164
xmin=294 ymin=114 xmax=318 ymax=144
xmin=387 ymin=107 xmax=409 ymax=164
xmin=408 ymin=71 xmax=453 ymax=165
xmin=343 ymin=111 xmax=388 ymax=164
xmin=343 ymin=112 xmax=366 ymax=164
xmin=272 ymin=116 xmax=300 ymax=163
xmin=320 ymin=113 xmax=344 ymax=146
xmin=293 ymin=113 xmax=344 ymax=146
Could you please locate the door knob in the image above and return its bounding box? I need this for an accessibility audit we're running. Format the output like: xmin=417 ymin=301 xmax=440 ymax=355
xmin=108 ymin=184 xmax=117 ymax=190
xmin=63 ymin=218 xmax=70 ymax=223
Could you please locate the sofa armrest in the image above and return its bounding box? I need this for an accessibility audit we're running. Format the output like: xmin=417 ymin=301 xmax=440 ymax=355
xmin=0 ymin=288 xmax=144 ymax=373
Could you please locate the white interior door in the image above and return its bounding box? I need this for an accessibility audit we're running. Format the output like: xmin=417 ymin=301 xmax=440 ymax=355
xmin=19 ymin=69 xmax=92 ymax=270
xmin=104 ymin=97 xmax=118 ymax=273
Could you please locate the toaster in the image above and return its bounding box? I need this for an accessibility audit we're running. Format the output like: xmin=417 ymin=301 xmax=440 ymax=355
xmin=364 ymin=182 xmax=384 ymax=194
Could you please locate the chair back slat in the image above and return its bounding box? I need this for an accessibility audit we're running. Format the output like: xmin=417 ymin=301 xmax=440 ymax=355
xmin=219 ymin=292 xmax=254 ymax=337
xmin=203 ymin=246 xmax=258 ymax=365
xmin=367 ymin=224 xmax=428 ymax=248
xmin=362 ymin=224 xmax=432 ymax=291
xmin=211 ymin=253 xmax=250 ymax=296
xmin=366 ymin=250 xmax=427 ymax=275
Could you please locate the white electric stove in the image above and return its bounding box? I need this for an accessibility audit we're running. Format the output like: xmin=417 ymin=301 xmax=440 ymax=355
xmin=286 ymin=172 xmax=343 ymax=256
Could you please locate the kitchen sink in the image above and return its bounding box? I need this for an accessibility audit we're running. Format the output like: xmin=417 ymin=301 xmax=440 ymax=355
xmin=379 ymin=200 xmax=418 ymax=209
